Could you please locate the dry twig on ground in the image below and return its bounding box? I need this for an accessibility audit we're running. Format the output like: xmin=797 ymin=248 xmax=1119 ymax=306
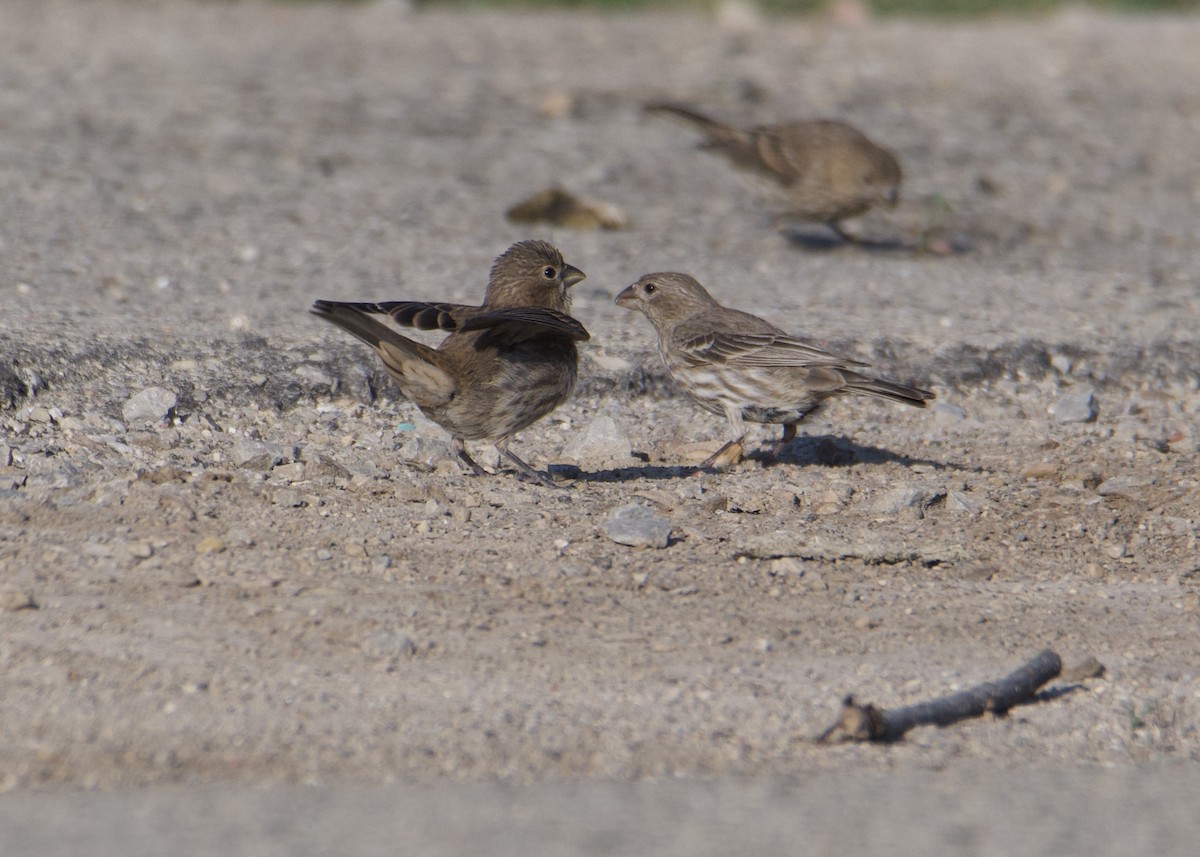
xmin=816 ymin=649 xmax=1064 ymax=744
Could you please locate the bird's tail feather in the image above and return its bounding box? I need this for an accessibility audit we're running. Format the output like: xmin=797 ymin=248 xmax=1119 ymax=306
xmin=843 ymin=374 xmax=935 ymax=408
xmin=310 ymin=300 xmax=435 ymax=363
xmin=643 ymin=102 xmax=751 ymax=150
xmin=312 ymin=300 xmax=455 ymax=406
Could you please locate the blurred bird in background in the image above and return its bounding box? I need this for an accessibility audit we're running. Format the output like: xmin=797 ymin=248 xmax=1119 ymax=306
xmin=645 ymin=102 xmax=902 ymax=243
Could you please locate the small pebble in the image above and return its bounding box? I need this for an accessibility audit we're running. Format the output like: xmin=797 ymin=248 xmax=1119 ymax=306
xmin=769 ymin=556 xmax=804 ymax=577
xmin=362 ymin=628 xmax=417 ymax=660
xmin=272 ymin=462 xmax=306 ymax=482
xmin=1021 ymin=462 xmax=1057 ymax=480
xmin=172 ymin=570 xmax=202 ymax=589
xmin=232 ymin=438 xmax=290 ymax=470
xmin=947 ymin=491 xmax=980 ymax=515
xmin=1096 ymin=476 xmax=1145 ymax=500
xmin=1049 ymin=352 xmax=1073 ymax=374
xmin=128 ymin=541 xmax=154 ymax=560
xmin=0 ymin=590 xmax=38 ymax=612
xmin=195 ymin=535 xmax=226 ymax=555
xmin=1048 ymin=385 xmax=1097 ymax=423
xmin=873 ymin=486 xmax=936 ymax=514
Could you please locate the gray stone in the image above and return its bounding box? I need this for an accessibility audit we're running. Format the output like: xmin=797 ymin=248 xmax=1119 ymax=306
xmin=947 ymin=490 xmax=981 ymax=515
xmin=362 ymin=628 xmax=417 ymax=660
xmin=397 ymin=436 xmax=456 ymax=471
xmin=1096 ymin=475 xmax=1147 ymax=500
xmin=92 ymin=434 xmax=133 ymax=455
xmin=603 ymin=502 xmax=673 ymax=549
xmin=872 ymin=486 xmax=945 ymax=515
xmin=1048 ymin=385 xmax=1097 ymax=423
xmin=271 ymin=462 xmax=307 ymax=482
xmin=122 ymin=387 xmax=178 ymax=423
xmin=303 ymin=453 xmax=351 ymax=480
xmin=232 ymin=438 xmax=291 ymax=469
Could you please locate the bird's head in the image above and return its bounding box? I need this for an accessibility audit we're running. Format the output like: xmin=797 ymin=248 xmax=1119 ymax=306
xmin=868 ymin=149 xmax=903 ymax=208
xmin=615 ymin=272 xmax=720 ymax=328
xmin=486 ymin=239 xmax=585 ymax=309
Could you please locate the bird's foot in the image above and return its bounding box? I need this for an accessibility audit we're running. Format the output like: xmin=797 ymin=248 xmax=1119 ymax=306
xmin=765 ymin=425 xmax=798 ymax=464
xmin=501 ymin=448 xmax=569 ymax=490
xmin=828 ymin=221 xmax=862 ymax=243
xmin=699 ymin=440 xmax=745 ymax=472
xmin=451 ymin=438 xmax=490 ymax=477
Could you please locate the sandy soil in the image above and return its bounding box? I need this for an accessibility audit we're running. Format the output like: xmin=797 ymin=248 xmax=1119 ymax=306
xmin=1 ymin=1 xmax=1198 ymax=852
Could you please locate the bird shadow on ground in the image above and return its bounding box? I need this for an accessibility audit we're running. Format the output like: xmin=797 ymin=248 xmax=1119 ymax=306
xmin=781 ymin=229 xmax=913 ymax=253
xmin=556 ymin=434 xmax=972 ymax=484
xmin=552 ymin=463 xmax=701 ymax=484
xmin=780 ymin=228 xmax=978 ymax=256
xmin=752 ymin=434 xmax=971 ymax=473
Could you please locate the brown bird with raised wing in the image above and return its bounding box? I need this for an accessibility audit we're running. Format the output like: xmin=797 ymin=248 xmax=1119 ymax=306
xmin=312 ymin=240 xmax=588 ymax=486
xmin=645 ymin=102 xmax=901 ymax=242
xmin=616 ymin=272 xmax=933 ymax=469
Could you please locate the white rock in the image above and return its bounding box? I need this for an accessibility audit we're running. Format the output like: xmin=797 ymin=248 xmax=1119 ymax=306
xmin=122 ymin=387 xmax=177 ymax=423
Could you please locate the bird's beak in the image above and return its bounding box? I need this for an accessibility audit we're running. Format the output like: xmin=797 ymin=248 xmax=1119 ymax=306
xmin=614 ymin=284 xmax=637 ymax=309
xmin=562 ymin=265 xmax=586 ymax=288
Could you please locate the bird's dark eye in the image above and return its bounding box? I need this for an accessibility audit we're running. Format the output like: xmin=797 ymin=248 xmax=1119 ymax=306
xmin=643 ymin=282 xmax=657 ymax=295
xmin=543 ymin=266 xmax=557 ymax=279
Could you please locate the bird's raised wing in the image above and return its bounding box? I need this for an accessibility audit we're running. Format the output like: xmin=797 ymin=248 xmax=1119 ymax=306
xmin=356 ymin=301 xmax=482 ymax=332
xmin=677 ymin=331 xmax=867 ymax=369
xmin=459 ymin=307 xmax=590 ymax=344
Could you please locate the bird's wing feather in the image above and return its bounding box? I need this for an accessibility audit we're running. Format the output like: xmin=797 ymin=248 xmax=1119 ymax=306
xmin=370 ymin=301 xmax=480 ymax=332
xmin=748 ymin=129 xmax=809 ymax=183
xmin=678 ymin=331 xmax=868 ymax=369
xmin=458 ymin=307 xmax=590 ymax=343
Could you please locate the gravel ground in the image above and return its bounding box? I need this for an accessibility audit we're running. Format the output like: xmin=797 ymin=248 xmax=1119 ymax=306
xmin=1 ymin=1 xmax=1198 ymax=853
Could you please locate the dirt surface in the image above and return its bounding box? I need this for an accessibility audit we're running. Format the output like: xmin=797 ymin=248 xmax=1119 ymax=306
xmin=1 ymin=1 xmax=1199 ymax=852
